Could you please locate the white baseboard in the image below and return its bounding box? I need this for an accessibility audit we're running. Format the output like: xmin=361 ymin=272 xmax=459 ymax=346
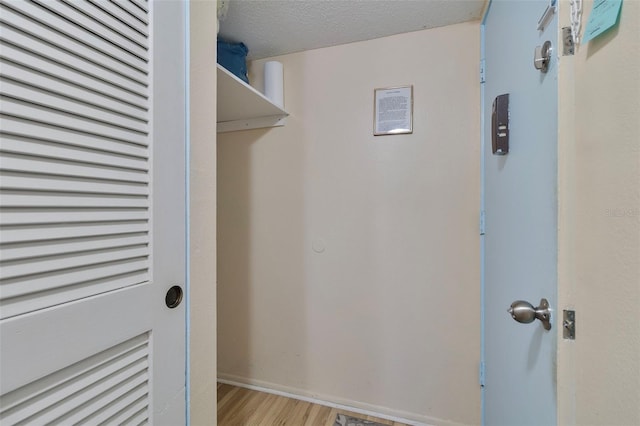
xmin=217 ymin=374 xmax=442 ymax=426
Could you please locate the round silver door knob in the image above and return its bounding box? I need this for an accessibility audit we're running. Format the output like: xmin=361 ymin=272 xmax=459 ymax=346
xmin=508 ymin=298 xmax=552 ymax=330
xmin=508 ymin=300 xmax=536 ymax=323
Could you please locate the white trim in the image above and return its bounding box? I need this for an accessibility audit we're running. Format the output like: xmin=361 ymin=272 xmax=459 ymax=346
xmin=184 ymin=0 xmax=191 ymax=418
xmin=217 ymin=375 xmax=443 ymax=426
xmin=216 ymin=116 xmax=287 ymax=133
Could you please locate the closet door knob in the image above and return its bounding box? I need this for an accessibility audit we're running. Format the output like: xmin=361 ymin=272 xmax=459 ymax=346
xmin=165 ymin=285 xmax=183 ymax=309
xmin=508 ymin=298 xmax=551 ymax=330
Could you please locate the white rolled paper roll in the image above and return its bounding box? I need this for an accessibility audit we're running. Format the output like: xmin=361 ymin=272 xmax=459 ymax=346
xmin=264 ymin=61 xmax=284 ymax=109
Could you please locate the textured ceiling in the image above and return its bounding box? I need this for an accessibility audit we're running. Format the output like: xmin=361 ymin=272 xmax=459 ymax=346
xmin=218 ymin=0 xmax=487 ymax=60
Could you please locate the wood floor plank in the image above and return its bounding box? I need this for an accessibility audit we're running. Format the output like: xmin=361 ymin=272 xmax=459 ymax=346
xmin=229 ymin=387 xmax=272 ymax=425
xmin=249 ymin=393 xmax=280 ymax=425
xmin=325 ymin=408 xmax=340 ymax=426
xmin=288 ymin=399 xmax=314 ymax=425
xmin=304 ymin=402 xmax=333 ymax=426
xmin=217 ymin=384 xmax=242 ymax=415
xmin=256 ymin=393 xmax=290 ymax=425
xmin=272 ymin=397 xmax=304 ymax=425
xmin=218 ymin=383 xmax=237 ymax=403
xmin=216 ymin=383 xmax=408 ymax=426
xmin=219 ymin=387 xmax=254 ymax=423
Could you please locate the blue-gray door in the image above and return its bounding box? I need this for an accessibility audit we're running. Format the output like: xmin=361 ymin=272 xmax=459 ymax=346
xmin=483 ymin=1 xmax=558 ymax=424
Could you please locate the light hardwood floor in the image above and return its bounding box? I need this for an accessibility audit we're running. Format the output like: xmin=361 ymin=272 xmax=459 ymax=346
xmin=217 ymin=383 xmax=409 ymax=426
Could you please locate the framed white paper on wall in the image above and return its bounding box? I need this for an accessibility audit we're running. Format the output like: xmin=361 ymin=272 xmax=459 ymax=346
xmin=373 ymin=86 xmax=413 ymax=136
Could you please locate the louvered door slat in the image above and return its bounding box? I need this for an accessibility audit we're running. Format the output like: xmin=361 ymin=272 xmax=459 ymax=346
xmin=0 ymin=173 xmax=149 ymax=196
xmin=1 ymin=80 xmax=148 ymax=133
xmin=36 ymin=362 xmax=149 ymax=425
xmin=82 ymin=386 xmax=148 ymax=425
xmin=0 ymin=334 xmax=150 ymax=425
xmin=0 ymin=100 xmax=148 ymax=146
xmin=85 ymin=0 xmax=148 ymax=40
xmin=0 ymin=102 xmax=147 ymax=145
xmin=97 ymin=393 xmax=148 ymax=425
xmin=1 ymin=209 xmax=149 ymax=225
xmin=0 ymin=343 xmax=147 ymax=423
xmin=1 ymin=61 xmax=148 ymax=121
xmin=2 ymin=258 xmax=148 ymax=300
xmin=0 ymin=222 xmax=148 ymax=244
xmin=123 ymin=0 xmax=149 ymax=16
xmin=3 ymin=1 xmax=147 ymax=73
xmin=32 ymin=0 xmax=148 ymax=59
xmin=110 ymin=0 xmax=149 ymax=24
xmin=127 ymin=412 xmax=149 ymax=426
xmin=128 ymin=407 xmax=150 ymax=425
xmin=0 ymin=44 xmax=148 ymax=109
xmin=0 ymin=24 xmax=147 ymax=97
xmin=0 ymin=138 xmax=148 ymax=171
xmin=1 ymin=233 xmax=148 ymax=262
xmin=1 ymin=270 xmax=149 ymax=319
xmin=55 ymin=374 xmax=149 ymax=425
xmin=0 ymin=191 xmax=148 ymax=209
xmin=0 ymin=335 xmax=148 ymax=409
xmin=67 ymin=0 xmax=148 ymax=39
xmin=0 ymin=117 xmax=149 ymax=157
xmin=1 ymin=245 xmax=148 ymax=280
xmin=1 ymin=153 xmax=148 ymax=182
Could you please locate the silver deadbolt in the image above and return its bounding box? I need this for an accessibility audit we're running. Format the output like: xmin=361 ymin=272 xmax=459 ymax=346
xmin=508 ymin=298 xmax=552 ymax=330
xmin=533 ymin=41 xmax=552 ymax=73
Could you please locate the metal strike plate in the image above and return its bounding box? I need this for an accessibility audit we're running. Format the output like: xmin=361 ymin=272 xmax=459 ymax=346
xmin=562 ymin=27 xmax=575 ymax=56
xmin=563 ymin=309 xmax=576 ymax=339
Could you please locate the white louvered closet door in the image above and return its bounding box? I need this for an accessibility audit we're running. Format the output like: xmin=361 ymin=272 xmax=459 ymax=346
xmin=0 ymin=0 xmax=187 ymax=425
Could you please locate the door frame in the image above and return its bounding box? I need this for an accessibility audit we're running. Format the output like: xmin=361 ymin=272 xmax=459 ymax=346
xmin=185 ymin=2 xmax=219 ymax=425
xmin=555 ymin=2 xmax=577 ymax=425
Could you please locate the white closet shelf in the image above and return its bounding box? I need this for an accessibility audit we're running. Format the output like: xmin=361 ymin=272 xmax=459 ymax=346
xmin=216 ymin=64 xmax=288 ymax=133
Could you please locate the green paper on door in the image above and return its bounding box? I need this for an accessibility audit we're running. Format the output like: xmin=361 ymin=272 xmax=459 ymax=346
xmin=582 ymin=0 xmax=623 ymax=42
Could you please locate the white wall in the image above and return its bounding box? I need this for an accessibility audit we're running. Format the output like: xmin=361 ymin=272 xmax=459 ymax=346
xmin=558 ymin=1 xmax=640 ymax=424
xmin=189 ymin=1 xmax=217 ymax=424
xmin=217 ymin=22 xmax=481 ymax=425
